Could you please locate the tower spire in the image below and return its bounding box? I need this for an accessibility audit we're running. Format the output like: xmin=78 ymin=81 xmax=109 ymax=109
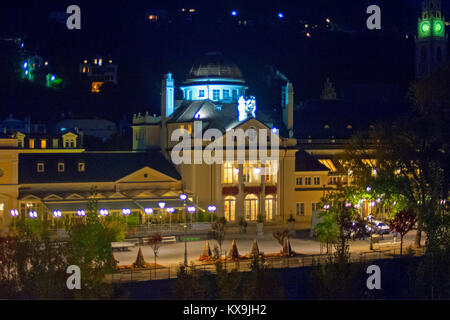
xmin=415 ymin=0 xmax=447 ymax=78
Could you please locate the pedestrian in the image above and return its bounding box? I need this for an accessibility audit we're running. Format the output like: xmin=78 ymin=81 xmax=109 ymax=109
xmin=239 ymin=218 xmax=244 ymax=233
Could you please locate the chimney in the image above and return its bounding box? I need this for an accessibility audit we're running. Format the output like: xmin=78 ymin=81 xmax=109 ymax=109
xmin=282 ymin=82 xmax=294 ymax=138
xmin=161 ymin=73 xmax=174 ymax=121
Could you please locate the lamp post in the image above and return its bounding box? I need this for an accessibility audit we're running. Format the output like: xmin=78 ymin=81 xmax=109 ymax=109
xmin=167 ymin=207 xmax=175 ymax=231
xmin=179 ymin=194 xmax=188 ymax=266
xmin=208 ymin=205 xmax=217 ymax=224
xmin=10 ymin=209 xmax=19 ymax=228
xmin=158 ymin=202 xmax=165 ymax=228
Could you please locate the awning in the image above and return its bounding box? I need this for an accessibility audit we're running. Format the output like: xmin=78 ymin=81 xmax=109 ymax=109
xmin=42 ymin=198 xmax=196 ymax=212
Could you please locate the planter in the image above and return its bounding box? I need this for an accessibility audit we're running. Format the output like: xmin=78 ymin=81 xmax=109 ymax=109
xmin=257 ymin=222 xmax=264 ymax=236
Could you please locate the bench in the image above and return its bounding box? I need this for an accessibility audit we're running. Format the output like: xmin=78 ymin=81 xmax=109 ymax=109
xmin=111 ymin=242 xmax=136 ymax=251
xmin=162 ymin=236 xmax=177 ymax=243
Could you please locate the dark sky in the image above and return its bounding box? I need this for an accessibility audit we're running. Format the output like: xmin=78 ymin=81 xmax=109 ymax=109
xmin=0 ymin=0 xmax=447 ymax=121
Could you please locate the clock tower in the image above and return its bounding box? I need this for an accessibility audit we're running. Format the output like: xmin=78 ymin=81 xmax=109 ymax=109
xmin=415 ymin=0 xmax=448 ymax=78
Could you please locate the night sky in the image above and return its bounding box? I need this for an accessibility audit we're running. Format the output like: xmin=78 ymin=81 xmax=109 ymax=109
xmin=0 ymin=0 xmax=448 ymax=121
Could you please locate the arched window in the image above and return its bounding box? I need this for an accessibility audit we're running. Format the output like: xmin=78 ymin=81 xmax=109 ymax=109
xmin=265 ymin=195 xmax=275 ymax=221
xmin=224 ymin=196 xmax=236 ymax=222
xmin=244 ymin=194 xmax=258 ymax=221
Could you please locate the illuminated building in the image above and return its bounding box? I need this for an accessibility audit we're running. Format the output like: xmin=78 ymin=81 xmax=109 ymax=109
xmin=180 ymin=52 xmax=247 ymax=103
xmin=133 ymin=52 xmax=300 ymax=224
xmin=80 ymin=57 xmax=118 ymax=93
xmin=415 ymin=0 xmax=448 ymax=78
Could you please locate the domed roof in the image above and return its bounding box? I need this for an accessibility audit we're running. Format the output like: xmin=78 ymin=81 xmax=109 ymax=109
xmin=186 ymin=52 xmax=244 ymax=83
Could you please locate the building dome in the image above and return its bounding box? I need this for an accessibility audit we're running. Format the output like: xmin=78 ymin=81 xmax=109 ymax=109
xmin=181 ymin=52 xmax=247 ymax=103
xmin=186 ymin=52 xmax=244 ymax=84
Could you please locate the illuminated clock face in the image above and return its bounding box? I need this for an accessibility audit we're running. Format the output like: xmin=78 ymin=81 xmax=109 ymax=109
xmin=422 ymin=22 xmax=430 ymax=33
xmin=433 ymin=21 xmax=444 ymax=35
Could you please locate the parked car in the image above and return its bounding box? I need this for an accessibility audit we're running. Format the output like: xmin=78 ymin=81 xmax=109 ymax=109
xmin=373 ymin=222 xmax=391 ymax=235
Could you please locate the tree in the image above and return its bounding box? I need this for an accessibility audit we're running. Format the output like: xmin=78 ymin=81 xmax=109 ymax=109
xmin=387 ymin=209 xmax=417 ymax=256
xmin=148 ymin=233 xmax=163 ymax=278
xmin=343 ymin=117 xmax=448 ymax=249
xmin=66 ymin=189 xmax=116 ymax=298
xmin=209 ymin=217 xmax=226 ymax=259
xmin=272 ymin=229 xmax=289 ymax=249
xmin=314 ymin=211 xmax=339 ymax=254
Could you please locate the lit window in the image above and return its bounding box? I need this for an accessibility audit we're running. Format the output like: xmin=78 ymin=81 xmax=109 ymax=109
xmin=92 ymin=82 xmax=104 ymax=93
xmin=314 ymin=177 xmax=320 ymax=185
xmin=148 ymin=14 xmax=158 ymax=21
xmin=212 ymin=89 xmax=220 ymax=101
xmin=78 ymin=162 xmax=85 ymax=172
xmin=305 ymin=177 xmax=312 ymax=185
xmin=189 ymin=9 xmax=195 ymax=13
xmin=223 ymin=163 xmax=233 ymax=183
xmin=82 ymin=67 xmax=86 ymax=73
xmin=40 ymin=139 xmax=46 ymax=149
xmin=29 ymin=139 xmax=35 ymax=149
xmin=57 ymin=162 xmax=65 ymax=172
xmin=37 ymin=162 xmax=45 ymax=173
xmin=223 ymin=89 xmax=230 ymax=100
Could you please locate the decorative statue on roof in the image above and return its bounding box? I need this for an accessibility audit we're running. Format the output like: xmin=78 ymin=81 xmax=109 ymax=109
xmin=237 ymin=96 xmax=257 ymax=122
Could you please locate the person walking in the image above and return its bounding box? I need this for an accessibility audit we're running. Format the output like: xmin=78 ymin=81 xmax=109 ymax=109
xmin=393 ymin=228 xmax=398 ymax=243
xmin=243 ymin=219 xmax=248 ymax=233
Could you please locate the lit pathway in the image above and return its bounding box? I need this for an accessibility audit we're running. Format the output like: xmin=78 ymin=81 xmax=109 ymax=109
xmin=113 ymin=231 xmax=421 ymax=267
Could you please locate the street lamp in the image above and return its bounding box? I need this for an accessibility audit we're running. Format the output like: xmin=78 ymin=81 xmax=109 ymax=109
xmin=187 ymin=206 xmax=196 ymax=225
xmin=207 ymin=205 xmax=217 ymax=224
xmin=158 ymin=202 xmax=165 ymax=226
xmin=77 ymin=210 xmax=86 ymax=220
xmin=28 ymin=211 xmax=38 ymax=219
xmin=10 ymin=209 xmax=19 ymax=228
xmin=167 ymin=207 xmax=175 ymax=230
xmin=180 ymin=193 xmax=188 ymax=266
xmin=368 ymin=214 xmax=374 ymax=250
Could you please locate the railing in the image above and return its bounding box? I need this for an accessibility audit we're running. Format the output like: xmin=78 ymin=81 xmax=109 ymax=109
xmin=106 ymin=246 xmax=426 ymax=284
xmin=126 ymin=222 xmax=213 ymax=236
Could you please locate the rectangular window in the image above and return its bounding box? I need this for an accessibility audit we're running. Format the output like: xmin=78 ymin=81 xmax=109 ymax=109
xmin=57 ymin=162 xmax=65 ymax=173
xmin=223 ymin=163 xmax=233 ymax=184
xmin=53 ymin=139 xmax=59 ymax=149
xmin=212 ymin=89 xmax=220 ymax=101
xmin=37 ymin=162 xmax=44 ymax=173
xmin=296 ymin=203 xmax=305 ymax=216
xmin=314 ymin=176 xmax=320 ymax=185
xmin=296 ymin=177 xmax=303 ymax=185
xmin=232 ymin=89 xmax=238 ymax=101
xmin=223 ymin=89 xmax=230 ymax=100
xmin=198 ymin=89 xmax=205 ymax=98
xmin=312 ymin=202 xmax=320 ymax=212
xmin=78 ymin=162 xmax=85 ymax=172
xmin=305 ymin=177 xmax=312 ymax=185
xmin=29 ymin=139 xmax=35 ymax=149
xmin=40 ymin=139 xmax=46 ymax=149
